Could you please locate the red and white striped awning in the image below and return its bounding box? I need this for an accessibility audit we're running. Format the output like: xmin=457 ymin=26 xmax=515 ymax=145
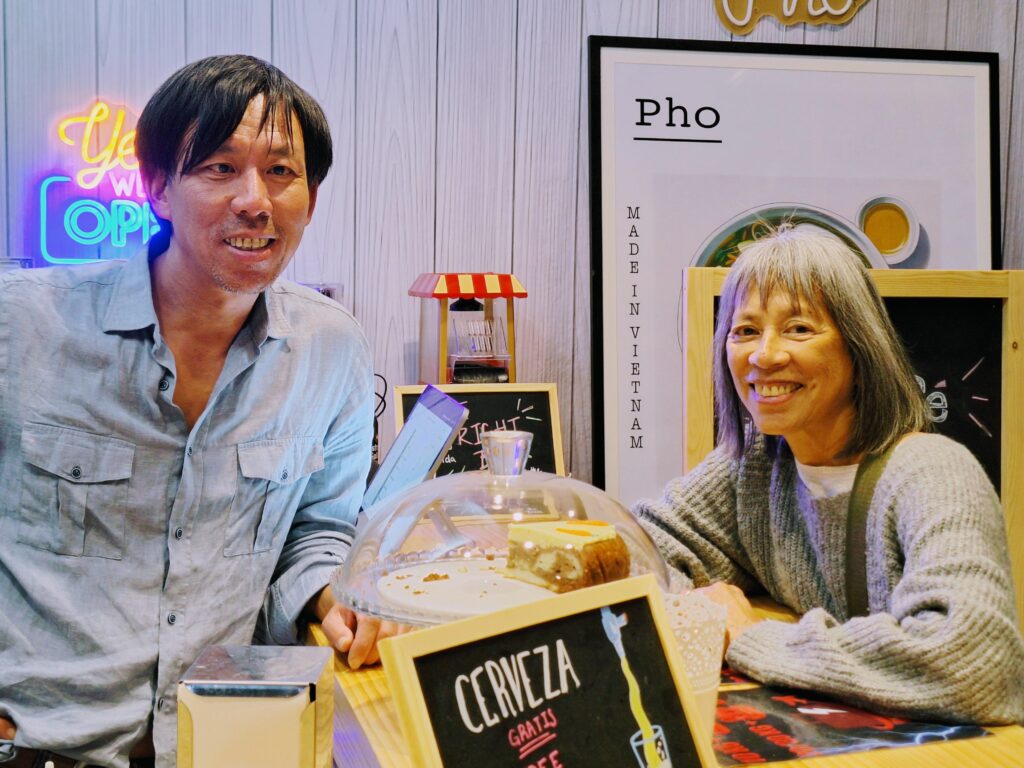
xmin=408 ymin=272 xmax=527 ymax=299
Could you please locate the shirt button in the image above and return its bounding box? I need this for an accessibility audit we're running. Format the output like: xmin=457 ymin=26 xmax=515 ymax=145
xmin=281 ymin=469 xmax=289 ymax=481
xmin=174 ymin=527 xmax=183 ymax=540
xmin=167 ymin=612 xmax=177 ymax=625
xmin=158 ymin=378 xmax=169 ymax=391
xmin=70 ymin=465 xmax=82 ymax=479
xmin=186 ymin=446 xmax=193 ymax=457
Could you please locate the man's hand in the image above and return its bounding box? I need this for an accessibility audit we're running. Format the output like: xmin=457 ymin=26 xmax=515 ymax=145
xmin=0 ymin=716 xmax=15 ymax=741
xmin=307 ymin=585 xmax=405 ymax=669
xmin=694 ymin=581 xmax=763 ymax=653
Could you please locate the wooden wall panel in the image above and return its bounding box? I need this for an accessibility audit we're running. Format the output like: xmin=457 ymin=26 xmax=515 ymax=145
xmin=804 ymin=2 xmax=878 ymax=47
xmin=97 ymin=0 xmax=186 ymax=112
xmin=354 ymin=1 xmax=438 ymax=448
xmin=434 ymin=0 xmax=516 ymax=274
xmin=946 ymin=0 xmax=1019 ymax=258
xmin=273 ymin=0 xmax=357 ymax=299
xmin=1004 ymin=3 xmax=1024 ymax=269
xmin=658 ymin=1 xmax=730 ymax=40
xmin=184 ymin=0 xmax=272 ymax=62
xmin=4 ymin=0 xmax=1024 ymax=480
xmin=874 ymin=0 xmax=948 ymax=48
xmin=5 ymin=0 xmax=98 ymax=263
xmin=511 ymin=0 xmax=581 ymax=470
xmin=572 ymin=0 xmax=658 ymax=482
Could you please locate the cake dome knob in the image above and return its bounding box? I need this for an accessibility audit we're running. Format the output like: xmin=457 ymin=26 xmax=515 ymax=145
xmin=481 ymin=430 xmax=532 ymax=476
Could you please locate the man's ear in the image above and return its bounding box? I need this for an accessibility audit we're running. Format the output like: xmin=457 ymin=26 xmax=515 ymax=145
xmin=145 ymin=171 xmax=173 ymax=221
xmin=306 ymin=183 xmax=319 ymax=225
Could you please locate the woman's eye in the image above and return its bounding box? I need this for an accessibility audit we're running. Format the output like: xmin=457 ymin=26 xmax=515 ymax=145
xmin=731 ymin=326 xmax=758 ymax=338
xmin=789 ymin=324 xmax=814 ymax=334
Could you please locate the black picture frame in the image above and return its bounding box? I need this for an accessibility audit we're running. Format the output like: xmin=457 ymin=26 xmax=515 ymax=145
xmin=588 ymin=36 xmax=1001 ymax=499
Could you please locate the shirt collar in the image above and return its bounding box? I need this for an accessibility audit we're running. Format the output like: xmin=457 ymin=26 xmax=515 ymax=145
xmin=101 ymin=249 xmax=293 ymax=341
xmin=102 ymin=249 xmax=159 ymax=332
xmin=261 ymin=284 xmax=293 ymax=342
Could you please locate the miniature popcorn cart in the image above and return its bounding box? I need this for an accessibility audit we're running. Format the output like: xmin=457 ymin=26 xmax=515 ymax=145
xmin=409 ymin=272 xmax=527 ymax=384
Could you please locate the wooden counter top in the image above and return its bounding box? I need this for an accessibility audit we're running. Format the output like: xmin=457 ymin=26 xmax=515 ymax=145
xmin=310 ymin=622 xmax=1024 ymax=768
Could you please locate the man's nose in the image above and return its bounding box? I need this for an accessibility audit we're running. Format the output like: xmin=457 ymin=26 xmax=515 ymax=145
xmin=230 ymin=169 xmax=271 ymax=219
xmin=749 ymin=332 xmax=788 ymax=368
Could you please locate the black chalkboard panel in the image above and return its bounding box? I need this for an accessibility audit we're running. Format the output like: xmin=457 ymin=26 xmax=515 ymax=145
xmin=885 ymin=297 xmax=1002 ymax=491
xmin=398 ymin=384 xmax=565 ymax=475
xmin=413 ymin=595 xmax=702 ymax=767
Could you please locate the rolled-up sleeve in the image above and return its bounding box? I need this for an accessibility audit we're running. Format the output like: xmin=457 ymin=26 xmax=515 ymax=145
xmin=258 ymin=329 xmax=374 ymax=644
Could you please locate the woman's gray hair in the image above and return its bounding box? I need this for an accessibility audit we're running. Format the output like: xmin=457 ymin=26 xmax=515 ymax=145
xmin=713 ymin=224 xmax=930 ymax=460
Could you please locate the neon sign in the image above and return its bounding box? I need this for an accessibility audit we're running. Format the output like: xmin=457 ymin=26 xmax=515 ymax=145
xmin=38 ymin=101 xmax=160 ymax=265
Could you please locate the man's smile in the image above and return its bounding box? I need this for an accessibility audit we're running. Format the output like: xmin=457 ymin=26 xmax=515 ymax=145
xmin=224 ymin=236 xmax=274 ymax=251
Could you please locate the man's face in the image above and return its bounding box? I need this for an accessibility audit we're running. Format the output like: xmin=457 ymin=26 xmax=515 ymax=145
xmin=148 ymin=95 xmax=317 ymax=295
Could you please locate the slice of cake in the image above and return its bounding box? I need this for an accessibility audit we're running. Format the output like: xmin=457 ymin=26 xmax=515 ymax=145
xmin=505 ymin=520 xmax=630 ymax=593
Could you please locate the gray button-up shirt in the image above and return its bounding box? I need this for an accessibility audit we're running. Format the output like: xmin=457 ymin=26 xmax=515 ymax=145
xmin=0 ymin=252 xmax=373 ymax=767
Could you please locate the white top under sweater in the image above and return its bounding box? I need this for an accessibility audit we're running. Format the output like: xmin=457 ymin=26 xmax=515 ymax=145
xmin=634 ymin=432 xmax=1024 ymax=724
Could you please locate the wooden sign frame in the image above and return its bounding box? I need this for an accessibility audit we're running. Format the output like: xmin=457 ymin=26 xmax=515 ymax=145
xmin=379 ymin=574 xmax=717 ymax=768
xmin=395 ymin=383 xmax=566 ymax=476
xmin=684 ymin=267 xmax=1024 ymax=630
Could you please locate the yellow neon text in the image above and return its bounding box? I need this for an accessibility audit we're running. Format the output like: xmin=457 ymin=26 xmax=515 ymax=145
xmin=58 ymin=101 xmax=138 ymax=190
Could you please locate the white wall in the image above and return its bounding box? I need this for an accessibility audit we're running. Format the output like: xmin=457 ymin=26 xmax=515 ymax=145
xmin=3 ymin=0 xmax=1021 ymax=482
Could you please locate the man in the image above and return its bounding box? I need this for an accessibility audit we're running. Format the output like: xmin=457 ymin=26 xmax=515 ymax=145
xmin=0 ymin=55 xmax=395 ymax=767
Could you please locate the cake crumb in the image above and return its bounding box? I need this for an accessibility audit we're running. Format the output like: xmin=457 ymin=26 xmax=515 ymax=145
xmin=412 ymin=589 xmax=425 ymax=595
xmin=423 ymin=572 xmax=449 ymax=582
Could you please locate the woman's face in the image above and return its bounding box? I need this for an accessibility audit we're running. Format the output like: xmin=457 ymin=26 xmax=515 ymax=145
xmin=726 ymin=286 xmax=857 ymax=465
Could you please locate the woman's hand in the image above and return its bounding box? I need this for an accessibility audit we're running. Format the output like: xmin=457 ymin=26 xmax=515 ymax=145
xmin=0 ymin=716 xmax=14 ymax=741
xmin=694 ymin=581 xmax=763 ymax=653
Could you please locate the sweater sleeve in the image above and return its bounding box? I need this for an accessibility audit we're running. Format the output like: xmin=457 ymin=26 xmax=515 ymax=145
xmin=727 ymin=435 xmax=1024 ymax=725
xmin=632 ymin=445 xmax=762 ymax=593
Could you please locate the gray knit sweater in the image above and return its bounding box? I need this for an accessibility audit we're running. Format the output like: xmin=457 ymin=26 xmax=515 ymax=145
xmin=634 ymin=432 xmax=1024 ymax=724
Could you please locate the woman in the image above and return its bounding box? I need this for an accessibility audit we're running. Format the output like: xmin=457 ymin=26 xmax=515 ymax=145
xmin=634 ymin=225 xmax=1024 ymax=724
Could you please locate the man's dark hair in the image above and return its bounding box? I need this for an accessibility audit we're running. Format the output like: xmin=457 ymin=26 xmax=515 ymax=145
xmin=136 ymin=54 xmax=332 ymax=188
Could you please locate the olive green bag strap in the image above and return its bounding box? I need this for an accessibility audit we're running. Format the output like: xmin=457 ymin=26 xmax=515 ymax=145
xmin=845 ymin=446 xmax=896 ymax=619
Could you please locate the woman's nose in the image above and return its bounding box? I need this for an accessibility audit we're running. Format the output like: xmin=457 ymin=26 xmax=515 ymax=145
xmin=749 ymin=332 xmax=788 ymax=368
xmin=230 ymin=169 xmax=271 ymax=219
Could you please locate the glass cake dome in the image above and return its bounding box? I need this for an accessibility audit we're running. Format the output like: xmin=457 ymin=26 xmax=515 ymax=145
xmin=331 ymin=430 xmax=669 ymax=626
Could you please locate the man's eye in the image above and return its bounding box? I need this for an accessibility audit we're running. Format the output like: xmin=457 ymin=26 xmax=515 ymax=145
xmin=269 ymin=165 xmax=293 ymax=176
xmin=208 ymin=163 xmax=232 ymax=174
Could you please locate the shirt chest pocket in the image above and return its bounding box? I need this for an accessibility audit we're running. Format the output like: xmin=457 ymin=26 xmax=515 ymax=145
xmin=18 ymin=424 xmax=135 ymax=559
xmin=224 ymin=437 xmax=325 ymax=557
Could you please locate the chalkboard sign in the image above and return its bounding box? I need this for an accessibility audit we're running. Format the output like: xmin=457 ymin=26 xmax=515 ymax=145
xmin=379 ymin=575 xmax=717 ymax=768
xmin=395 ymin=384 xmax=565 ymax=475
xmin=886 ymin=297 xmax=1002 ymax=490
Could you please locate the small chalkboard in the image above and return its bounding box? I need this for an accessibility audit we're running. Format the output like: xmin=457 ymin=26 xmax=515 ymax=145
xmin=885 ymin=297 xmax=1002 ymax=490
xmin=379 ymin=575 xmax=717 ymax=768
xmin=395 ymin=384 xmax=565 ymax=475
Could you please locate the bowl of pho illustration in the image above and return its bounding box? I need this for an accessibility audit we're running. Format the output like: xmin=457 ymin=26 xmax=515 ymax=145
xmin=692 ymin=203 xmax=888 ymax=269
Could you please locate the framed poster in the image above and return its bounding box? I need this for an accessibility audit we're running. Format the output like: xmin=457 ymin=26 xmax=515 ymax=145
xmin=380 ymin=574 xmax=718 ymax=768
xmin=395 ymin=383 xmax=566 ymax=475
xmin=589 ymin=36 xmax=1000 ymax=502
